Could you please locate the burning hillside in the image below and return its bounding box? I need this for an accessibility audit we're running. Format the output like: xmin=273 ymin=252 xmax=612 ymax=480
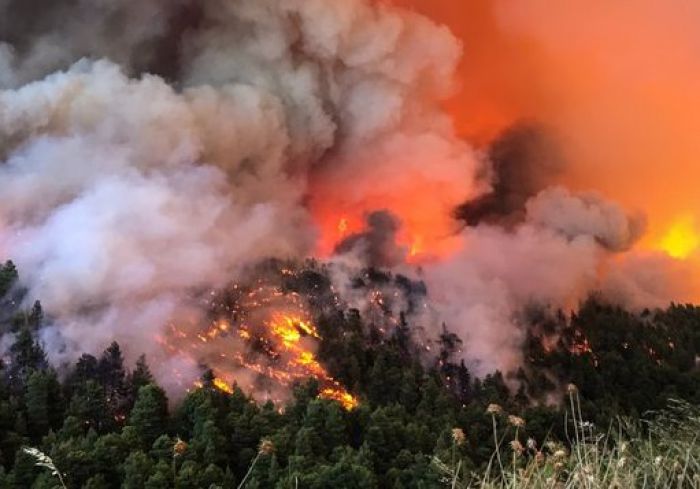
xmin=160 ymin=272 xmax=358 ymax=409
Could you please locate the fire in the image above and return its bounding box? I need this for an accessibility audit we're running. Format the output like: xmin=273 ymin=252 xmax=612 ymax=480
xmin=660 ymin=216 xmax=700 ymax=259
xmin=409 ymin=236 xmax=423 ymax=258
xmin=320 ymin=388 xmax=360 ymax=411
xmin=314 ymin=205 xmax=464 ymax=263
xmin=337 ymin=217 xmax=349 ymax=237
xmin=213 ymin=377 xmax=234 ymax=394
xmin=164 ymin=283 xmax=358 ymax=410
xmin=265 ymin=313 xmax=358 ymax=409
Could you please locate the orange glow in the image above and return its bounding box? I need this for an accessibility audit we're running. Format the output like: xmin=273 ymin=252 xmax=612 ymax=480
xmin=321 ymin=388 xmax=360 ymax=411
xmin=388 ymin=0 xmax=700 ymax=284
xmin=310 ymin=189 xmax=466 ymax=263
xmin=409 ymin=236 xmax=423 ymax=258
xmin=213 ymin=377 xmax=234 ymax=394
xmin=660 ymin=216 xmax=700 ymax=259
xmin=337 ymin=218 xmax=349 ymax=237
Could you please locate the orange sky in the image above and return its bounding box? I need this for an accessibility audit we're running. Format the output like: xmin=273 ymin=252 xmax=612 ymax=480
xmin=391 ymin=0 xmax=700 ymax=259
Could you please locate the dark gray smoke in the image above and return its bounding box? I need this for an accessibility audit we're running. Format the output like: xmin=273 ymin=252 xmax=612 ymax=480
xmin=455 ymin=123 xmax=564 ymax=226
xmin=0 ymin=0 xmax=202 ymax=86
xmin=335 ymin=211 xmax=407 ymax=268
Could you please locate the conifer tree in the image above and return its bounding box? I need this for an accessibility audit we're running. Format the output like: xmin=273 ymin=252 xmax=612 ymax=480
xmin=98 ymin=342 xmax=129 ymax=423
xmin=0 ymin=261 xmax=18 ymax=297
xmin=8 ymin=327 xmax=47 ymax=391
xmin=122 ymin=451 xmax=153 ymax=489
xmin=25 ymin=369 xmax=63 ymax=440
xmin=129 ymin=384 xmax=169 ymax=449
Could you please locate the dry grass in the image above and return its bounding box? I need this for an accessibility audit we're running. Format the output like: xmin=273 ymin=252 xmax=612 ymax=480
xmin=436 ymin=392 xmax=700 ymax=488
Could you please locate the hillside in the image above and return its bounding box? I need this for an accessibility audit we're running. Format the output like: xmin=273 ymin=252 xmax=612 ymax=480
xmin=1 ymin=260 xmax=699 ymax=487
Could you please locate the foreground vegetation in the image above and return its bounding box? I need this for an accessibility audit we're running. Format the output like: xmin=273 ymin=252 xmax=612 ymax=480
xmin=24 ymin=397 xmax=700 ymax=488
xmin=442 ymin=396 xmax=700 ymax=488
xmin=0 ymin=260 xmax=699 ymax=487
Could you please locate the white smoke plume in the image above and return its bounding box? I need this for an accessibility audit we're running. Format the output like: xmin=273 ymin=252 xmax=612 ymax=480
xmin=526 ymin=186 xmax=646 ymax=252
xmin=0 ymin=0 xmax=477 ymax=392
xmin=418 ymin=185 xmax=691 ymax=376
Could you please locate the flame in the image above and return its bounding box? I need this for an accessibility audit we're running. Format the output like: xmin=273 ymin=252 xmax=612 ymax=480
xmin=409 ymin=236 xmax=423 ymax=258
xmin=337 ymin=217 xmax=349 ymax=237
xmin=660 ymin=216 xmax=700 ymax=259
xmin=164 ymin=283 xmax=358 ymax=410
xmin=213 ymin=377 xmax=234 ymax=394
xmin=320 ymin=388 xmax=360 ymax=411
xmin=313 ymin=202 xmax=464 ymax=264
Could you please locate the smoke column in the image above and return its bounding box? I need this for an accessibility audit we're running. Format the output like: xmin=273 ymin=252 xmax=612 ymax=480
xmin=0 ymin=0 xmax=696 ymax=391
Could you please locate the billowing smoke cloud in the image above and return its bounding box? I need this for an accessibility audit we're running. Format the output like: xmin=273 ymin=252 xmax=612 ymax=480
xmin=0 ymin=0 xmax=695 ymax=394
xmin=0 ymin=0 xmax=200 ymax=86
xmin=526 ymin=186 xmax=646 ymax=252
xmin=456 ymin=123 xmax=563 ymax=226
xmin=421 ymin=186 xmax=653 ymax=376
xmin=0 ymin=60 xmax=318 ymax=391
xmin=0 ymin=0 xmax=482 ymax=393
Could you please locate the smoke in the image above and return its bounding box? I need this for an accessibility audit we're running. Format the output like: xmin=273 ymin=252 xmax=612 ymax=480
xmin=526 ymin=187 xmax=646 ymax=252
xmin=0 ymin=0 xmax=199 ymax=86
xmin=0 ymin=0 xmax=481 ymax=394
xmin=456 ymin=123 xmax=563 ymax=226
xmin=422 ymin=186 xmax=654 ymax=376
xmin=0 ymin=0 xmax=695 ymax=394
xmin=335 ymin=211 xmax=407 ymax=268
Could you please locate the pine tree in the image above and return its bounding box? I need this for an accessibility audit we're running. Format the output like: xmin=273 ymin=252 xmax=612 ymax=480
xmin=10 ymin=447 xmax=38 ymax=489
xmin=0 ymin=260 xmax=18 ymax=297
xmin=175 ymin=460 xmax=200 ymax=489
xmin=98 ymin=342 xmax=129 ymax=424
xmin=7 ymin=327 xmax=47 ymax=391
xmin=323 ymin=402 xmax=348 ymax=450
xmin=145 ymin=461 xmax=172 ymax=489
xmin=149 ymin=434 xmax=174 ymax=462
xmin=27 ymin=300 xmax=43 ymax=329
xmin=68 ymin=380 xmax=112 ymax=433
xmin=316 ymin=446 xmax=378 ymax=488
xmin=25 ymin=369 xmax=63 ymax=440
xmin=70 ymin=353 xmax=99 ymax=383
xmin=129 ymin=355 xmax=154 ymax=397
xmin=128 ymin=384 xmax=169 ymax=449
xmin=199 ymin=463 xmax=225 ymax=488
xmin=122 ymin=451 xmax=153 ymax=489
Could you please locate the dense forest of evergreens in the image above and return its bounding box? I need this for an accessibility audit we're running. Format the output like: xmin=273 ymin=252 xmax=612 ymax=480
xmin=0 ymin=259 xmax=699 ymax=488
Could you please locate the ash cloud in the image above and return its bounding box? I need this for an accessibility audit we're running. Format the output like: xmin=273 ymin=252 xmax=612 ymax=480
xmin=526 ymin=186 xmax=646 ymax=252
xmin=0 ymin=0 xmax=201 ymax=86
xmin=456 ymin=123 xmax=564 ymax=226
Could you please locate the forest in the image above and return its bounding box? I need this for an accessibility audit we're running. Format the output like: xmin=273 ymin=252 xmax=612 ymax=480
xmin=0 ymin=259 xmax=699 ymax=488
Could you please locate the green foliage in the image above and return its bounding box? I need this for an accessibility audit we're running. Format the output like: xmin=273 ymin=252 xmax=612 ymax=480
xmin=25 ymin=369 xmax=64 ymax=441
xmin=122 ymin=451 xmax=153 ymax=489
xmin=129 ymin=384 xmax=169 ymax=449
